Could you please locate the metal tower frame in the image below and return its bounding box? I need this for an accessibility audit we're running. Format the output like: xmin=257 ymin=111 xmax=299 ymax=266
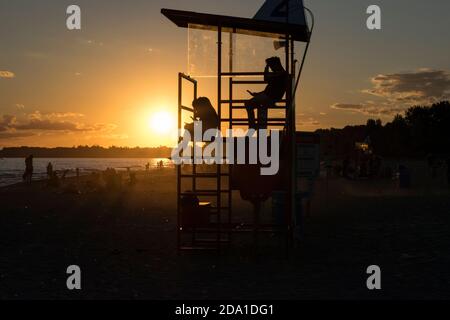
xmin=162 ymin=6 xmax=314 ymax=253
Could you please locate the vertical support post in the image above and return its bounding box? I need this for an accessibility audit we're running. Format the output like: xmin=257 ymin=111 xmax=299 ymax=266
xmin=192 ymin=77 xmax=198 ymax=247
xmin=177 ymin=73 xmax=183 ymax=254
xmin=285 ymin=35 xmax=294 ymax=253
xmin=284 ymin=0 xmax=293 ymax=256
xmin=192 ymin=77 xmax=197 ymax=193
xmin=290 ymin=37 xmax=296 ymax=249
xmin=228 ymin=30 xmax=234 ymax=243
xmin=217 ymin=26 xmax=223 ymax=251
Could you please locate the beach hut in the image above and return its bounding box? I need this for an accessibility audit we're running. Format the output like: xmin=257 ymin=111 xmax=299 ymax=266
xmin=162 ymin=0 xmax=314 ymax=252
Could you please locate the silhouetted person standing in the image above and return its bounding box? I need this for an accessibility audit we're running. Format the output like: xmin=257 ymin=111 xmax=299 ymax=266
xmin=245 ymin=57 xmax=288 ymax=129
xmin=23 ymin=155 xmax=34 ymax=184
xmin=46 ymin=162 xmax=53 ymax=179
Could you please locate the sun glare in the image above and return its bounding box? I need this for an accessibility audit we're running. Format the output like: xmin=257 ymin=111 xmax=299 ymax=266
xmin=149 ymin=111 xmax=176 ymax=135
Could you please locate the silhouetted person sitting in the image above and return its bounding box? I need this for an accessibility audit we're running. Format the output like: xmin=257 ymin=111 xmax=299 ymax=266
xmin=22 ymin=155 xmax=34 ymax=184
xmin=184 ymin=97 xmax=219 ymax=138
xmin=246 ymin=56 xmax=288 ymax=129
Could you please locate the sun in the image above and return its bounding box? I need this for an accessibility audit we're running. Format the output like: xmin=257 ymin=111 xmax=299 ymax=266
xmin=149 ymin=111 xmax=176 ymax=135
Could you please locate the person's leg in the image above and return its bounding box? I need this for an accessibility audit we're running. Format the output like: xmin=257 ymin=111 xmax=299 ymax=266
xmin=254 ymin=94 xmax=272 ymax=130
xmin=257 ymin=106 xmax=268 ymax=130
xmin=245 ymin=98 xmax=258 ymax=129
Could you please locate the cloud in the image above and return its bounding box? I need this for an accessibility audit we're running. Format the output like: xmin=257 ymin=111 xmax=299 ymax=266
xmin=89 ymin=123 xmax=117 ymax=132
xmin=23 ymin=52 xmax=48 ymax=60
xmin=0 ymin=115 xmax=17 ymax=131
xmin=332 ymin=69 xmax=450 ymax=118
xmin=0 ymin=112 xmax=117 ymax=135
xmin=331 ymin=103 xmax=364 ymax=111
xmin=0 ymin=131 xmax=35 ymax=139
xmin=13 ymin=119 xmax=85 ymax=131
xmin=298 ymin=117 xmax=320 ymax=126
xmin=81 ymin=39 xmax=104 ymax=47
xmin=0 ymin=71 xmax=15 ymax=79
xmin=363 ymin=69 xmax=450 ymax=104
xmin=85 ymin=133 xmax=129 ymax=140
xmin=30 ymin=111 xmax=85 ymax=119
xmin=331 ymin=102 xmax=407 ymax=117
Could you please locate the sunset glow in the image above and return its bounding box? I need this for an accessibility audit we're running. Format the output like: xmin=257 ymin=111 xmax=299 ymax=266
xmin=149 ymin=111 xmax=176 ymax=135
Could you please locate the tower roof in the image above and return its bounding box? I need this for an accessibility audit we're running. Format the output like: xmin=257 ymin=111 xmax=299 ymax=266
xmin=161 ymin=8 xmax=310 ymax=42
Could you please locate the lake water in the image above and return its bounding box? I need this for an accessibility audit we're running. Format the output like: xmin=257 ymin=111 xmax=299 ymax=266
xmin=0 ymin=158 xmax=174 ymax=187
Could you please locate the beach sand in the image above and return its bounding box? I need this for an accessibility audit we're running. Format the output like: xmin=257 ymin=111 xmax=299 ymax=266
xmin=1 ymin=169 xmax=450 ymax=299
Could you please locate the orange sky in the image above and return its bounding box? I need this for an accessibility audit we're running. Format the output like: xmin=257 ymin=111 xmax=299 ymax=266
xmin=1 ymin=0 xmax=449 ymax=148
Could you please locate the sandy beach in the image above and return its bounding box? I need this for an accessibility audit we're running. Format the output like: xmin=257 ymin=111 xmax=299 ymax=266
xmin=1 ymin=168 xmax=450 ymax=300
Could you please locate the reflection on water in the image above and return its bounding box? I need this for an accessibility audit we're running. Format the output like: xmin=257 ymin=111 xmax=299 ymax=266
xmin=0 ymin=158 xmax=174 ymax=187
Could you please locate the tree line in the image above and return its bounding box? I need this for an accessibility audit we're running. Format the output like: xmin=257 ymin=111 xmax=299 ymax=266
xmin=317 ymin=101 xmax=450 ymax=159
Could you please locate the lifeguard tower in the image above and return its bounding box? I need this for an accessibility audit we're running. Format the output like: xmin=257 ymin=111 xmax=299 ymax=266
xmin=161 ymin=0 xmax=314 ymax=253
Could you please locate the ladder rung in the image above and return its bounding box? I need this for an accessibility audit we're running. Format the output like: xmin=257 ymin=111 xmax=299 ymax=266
xmin=181 ymin=173 xmax=229 ymax=178
xmin=194 ymin=239 xmax=230 ymax=244
xmin=231 ymin=80 xmax=266 ymax=85
xmin=221 ymin=118 xmax=287 ymax=122
xmin=193 ymin=189 xmax=230 ymax=193
xmin=181 ymin=227 xmax=232 ymax=233
xmin=180 ymin=190 xmax=230 ymax=196
xmin=220 ymin=99 xmax=287 ymax=104
xmin=179 ymin=246 xmax=218 ymax=251
xmin=228 ymin=122 xmax=287 ymax=126
xmin=220 ymin=72 xmax=265 ymax=76
xmin=231 ymin=105 xmax=287 ymax=110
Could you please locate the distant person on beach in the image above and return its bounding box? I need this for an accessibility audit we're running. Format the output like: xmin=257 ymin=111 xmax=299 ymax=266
xmin=245 ymin=56 xmax=288 ymax=129
xmin=145 ymin=163 xmax=150 ymax=171
xmin=184 ymin=97 xmax=219 ymax=137
xmin=46 ymin=162 xmax=53 ymax=179
xmin=22 ymin=155 xmax=33 ymax=183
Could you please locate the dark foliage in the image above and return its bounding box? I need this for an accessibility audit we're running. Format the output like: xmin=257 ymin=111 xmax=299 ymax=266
xmin=317 ymin=101 xmax=450 ymax=158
